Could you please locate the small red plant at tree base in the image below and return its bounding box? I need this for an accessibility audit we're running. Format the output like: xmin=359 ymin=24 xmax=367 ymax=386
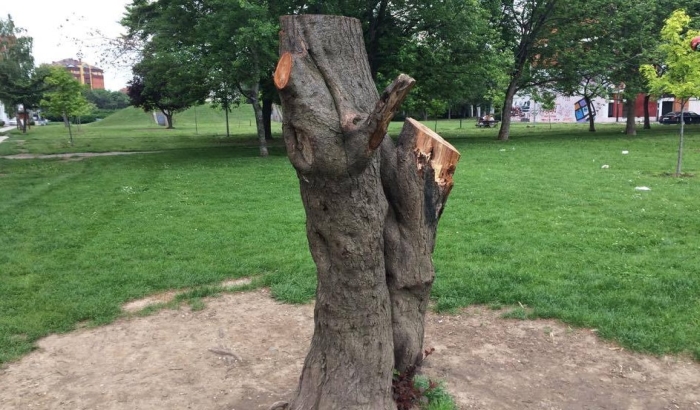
xmin=392 ymin=347 xmax=437 ymax=410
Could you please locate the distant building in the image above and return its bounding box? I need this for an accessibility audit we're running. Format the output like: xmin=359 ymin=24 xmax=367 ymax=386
xmin=0 ymin=102 xmax=8 ymax=124
xmin=52 ymin=58 xmax=105 ymax=90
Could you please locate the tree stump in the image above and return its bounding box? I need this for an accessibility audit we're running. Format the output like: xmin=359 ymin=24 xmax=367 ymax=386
xmin=275 ymin=15 xmax=460 ymax=410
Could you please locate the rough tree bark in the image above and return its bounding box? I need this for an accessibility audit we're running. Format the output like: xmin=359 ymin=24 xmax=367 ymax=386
xmin=274 ymin=15 xmax=460 ymax=410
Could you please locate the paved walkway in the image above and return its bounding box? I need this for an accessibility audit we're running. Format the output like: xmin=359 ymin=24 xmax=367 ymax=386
xmin=0 ymin=125 xmax=16 ymax=144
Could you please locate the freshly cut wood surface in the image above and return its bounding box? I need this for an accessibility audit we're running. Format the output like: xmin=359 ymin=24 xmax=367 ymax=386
xmin=407 ymin=117 xmax=460 ymax=187
xmin=273 ymin=52 xmax=292 ymax=90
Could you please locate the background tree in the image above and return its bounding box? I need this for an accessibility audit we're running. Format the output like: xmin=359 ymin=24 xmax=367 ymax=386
xmin=487 ymin=0 xmax=561 ymax=141
xmin=544 ymin=13 xmax=619 ymax=132
xmin=40 ymin=67 xmax=94 ymax=145
xmin=198 ymin=0 xmax=277 ymax=156
xmin=0 ymin=15 xmax=48 ymax=133
xmin=83 ymin=89 xmax=130 ymax=110
xmin=603 ymin=0 xmax=658 ymax=135
xmin=127 ymin=50 xmax=209 ymax=129
xmin=121 ymin=0 xmax=276 ymax=155
xmin=641 ymin=9 xmax=700 ymax=176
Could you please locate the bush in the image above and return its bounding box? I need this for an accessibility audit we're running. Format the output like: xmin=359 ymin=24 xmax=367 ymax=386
xmin=0 ymin=121 xmax=5 ymax=127
xmin=44 ymin=114 xmax=64 ymax=122
xmin=75 ymin=115 xmax=99 ymax=124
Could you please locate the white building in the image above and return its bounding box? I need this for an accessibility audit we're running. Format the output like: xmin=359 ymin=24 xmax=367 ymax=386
xmin=0 ymin=102 xmax=8 ymax=124
xmin=510 ymin=94 xmax=700 ymax=124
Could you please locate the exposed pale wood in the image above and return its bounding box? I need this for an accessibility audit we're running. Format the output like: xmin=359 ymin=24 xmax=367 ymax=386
xmin=273 ymin=52 xmax=292 ymax=90
xmin=407 ymin=117 xmax=460 ymax=189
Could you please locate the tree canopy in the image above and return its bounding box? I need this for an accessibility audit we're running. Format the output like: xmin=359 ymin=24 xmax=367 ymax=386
xmin=113 ymin=1 xmax=700 ymax=144
xmin=0 ymin=15 xmax=48 ymax=133
xmin=127 ymin=50 xmax=209 ymax=129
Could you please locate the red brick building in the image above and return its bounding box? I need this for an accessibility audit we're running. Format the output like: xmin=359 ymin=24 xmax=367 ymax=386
xmin=52 ymin=58 xmax=105 ymax=90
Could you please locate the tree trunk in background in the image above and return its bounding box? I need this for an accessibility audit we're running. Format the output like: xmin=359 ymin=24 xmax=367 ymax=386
xmin=275 ymin=15 xmax=459 ymax=409
xmin=643 ymin=94 xmax=651 ymax=129
xmin=224 ymin=102 xmax=230 ymax=138
xmin=263 ymin=97 xmax=273 ymax=140
xmin=624 ymin=96 xmax=636 ymax=135
xmin=676 ymin=100 xmax=686 ymax=176
xmin=498 ymin=82 xmax=517 ymax=141
xmin=247 ymin=82 xmax=269 ymax=157
xmin=163 ymin=110 xmax=174 ymax=129
xmin=63 ymin=111 xmax=73 ymax=146
xmin=584 ymin=95 xmax=596 ymax=132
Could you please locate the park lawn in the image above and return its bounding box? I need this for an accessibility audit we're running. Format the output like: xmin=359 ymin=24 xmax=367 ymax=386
xmin=0 ymin=118 xmax=699 ymax=364
xmin=0 ymin=104 xmax=282 ymax=156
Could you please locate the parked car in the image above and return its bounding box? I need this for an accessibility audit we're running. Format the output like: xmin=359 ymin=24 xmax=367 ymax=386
xmin=659 ymin=111 xmax=700 ymax=124
xmin=7 ymin=118 xmax=17 ymax=126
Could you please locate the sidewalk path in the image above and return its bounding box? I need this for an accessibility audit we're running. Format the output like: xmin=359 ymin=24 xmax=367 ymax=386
xmin=0 ymin=125 xmax=15 ymax=143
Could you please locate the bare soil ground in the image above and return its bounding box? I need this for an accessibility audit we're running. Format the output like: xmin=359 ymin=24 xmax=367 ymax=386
xmin=1 ymin=289 xmax=698 ymax=410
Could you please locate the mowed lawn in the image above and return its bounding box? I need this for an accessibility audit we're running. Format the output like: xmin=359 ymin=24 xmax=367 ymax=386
xmin=1 ymin=109 xmax=699 ymax=364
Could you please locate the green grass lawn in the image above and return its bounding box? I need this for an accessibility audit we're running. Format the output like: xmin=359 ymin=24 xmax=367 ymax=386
xmin=1 ymin=113 xmax=699 ymax=364
xmin=0 ymin=104 xmax=281 ymax=155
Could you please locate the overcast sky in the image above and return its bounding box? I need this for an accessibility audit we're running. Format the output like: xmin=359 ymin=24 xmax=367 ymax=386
xmin=8 ymin=0 xmax=133 ymax=90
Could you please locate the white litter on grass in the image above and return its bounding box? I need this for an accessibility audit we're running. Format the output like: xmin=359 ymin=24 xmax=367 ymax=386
xmin=601 ymin=164 xmax=610 ymax=169
xmin=499 ymin=149 xmax=507 ymax=152
xmin=635 ymin=186 xmax=651 ymax=191
xmin=622 ymin=150 xmax=629 ymax=154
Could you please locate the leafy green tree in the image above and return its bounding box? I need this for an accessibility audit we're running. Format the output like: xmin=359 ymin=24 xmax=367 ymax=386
xmin=84 ymin=89 xmax=130 ymax=110
xmin=121 ymin=0 xmax=275 ymax=155
xmin=40 ymin=67 xmax=94 ymax=145
xmin=543 ymin=12 xmax=620 ymax=132
xmin=604 ymin=0 xmax=658 ymax=135
xmin=0 ymin=15 xmax=48 ymax=133
xmin=198 ymin=0 xmax=276 ymax=155
xmin=127 ymin=50 xmax=209 ymax=129
xmin=486 ymin=0 xmax=564 ymax=141
xmin=641 ymin=9 xmax=700 ymax=176
xmin=281 ymin=0 xmax=506 ymax=118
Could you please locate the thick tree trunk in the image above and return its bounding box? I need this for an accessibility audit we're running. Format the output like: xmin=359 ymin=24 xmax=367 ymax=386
xmin=624 ymin=96 xmax=636 ymax=135
xmin=381 ymin=119 xmax=459 ymax=372
xmin=498 ymin=81 xmax=518 ymax=141
xmin=275 ymin=15 xmax=459 ymax=409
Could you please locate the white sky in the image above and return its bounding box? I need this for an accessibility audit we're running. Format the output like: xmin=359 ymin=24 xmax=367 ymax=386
xmin=7 ymin=0 xmax=133 ymax=90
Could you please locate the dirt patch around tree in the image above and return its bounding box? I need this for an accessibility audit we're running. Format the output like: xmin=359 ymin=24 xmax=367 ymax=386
xmin=1 ymin=289 xmax=698 ymax=410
